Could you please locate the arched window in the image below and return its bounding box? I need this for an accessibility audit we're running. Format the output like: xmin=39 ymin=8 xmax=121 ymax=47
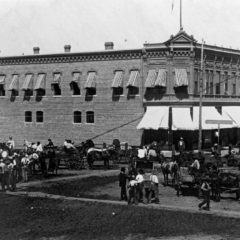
xmin=86 ymin=111 xmax=94 ymax=123
xmin=25 ymin=111 xmax=32 ymax=122
xmin=73 ymin=111 xmax=81 ymax=123
xmin=36 ymin=111 xmax=44 ymax=123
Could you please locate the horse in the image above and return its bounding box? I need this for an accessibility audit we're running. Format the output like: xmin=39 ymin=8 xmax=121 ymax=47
xmin=161 ymin=158 xmax=179 ymax=186
xmin=86 ymin=146 xmax=117 ymax=169
xmin=42 ymin=146 xmax=58 ymax=175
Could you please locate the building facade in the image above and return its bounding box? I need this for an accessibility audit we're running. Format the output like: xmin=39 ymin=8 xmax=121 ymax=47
xmin=0 ymin=31 xmax=240 ymax=148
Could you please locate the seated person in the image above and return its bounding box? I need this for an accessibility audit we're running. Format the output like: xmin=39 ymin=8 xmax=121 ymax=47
xmin=64 ymin=139 xmax=75 ymax=152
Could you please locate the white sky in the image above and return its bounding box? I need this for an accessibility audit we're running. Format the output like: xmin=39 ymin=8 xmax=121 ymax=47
xmin=0 ymin=0 xmax=240 ymax=56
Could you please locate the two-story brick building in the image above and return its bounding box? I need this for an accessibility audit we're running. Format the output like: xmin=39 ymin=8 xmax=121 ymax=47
xmin=0 ymin=30 xmax=240 ymax=148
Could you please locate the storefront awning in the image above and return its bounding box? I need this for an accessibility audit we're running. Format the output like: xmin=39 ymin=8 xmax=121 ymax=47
xmin=193 ymin=107 xmax=234 ymax=129
xmin=222 ymin=106 xmax=240 ymax=127
xmin=145 ymin=69 xmax=157 ymax=88
xmin=137 ymin=106 xmax=169 ymax=130
xmin=172 ymin=108 xmax=195 ymax=130
xmin=52 ymin=73 xmax=61 ymax=84
xmin=8 ymin=75 xmax=18 ymax=91
xmin=174 ymin=69 xmax=188 ymax=87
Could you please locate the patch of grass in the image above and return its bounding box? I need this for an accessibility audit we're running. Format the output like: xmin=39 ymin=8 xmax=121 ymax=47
xmin=27 ymin=175 xmax=118 ymax=199
xmin=0 ymin=195 xmax=239 ymax=240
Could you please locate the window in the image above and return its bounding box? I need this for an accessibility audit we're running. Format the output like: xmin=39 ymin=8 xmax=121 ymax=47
xmin=113 ymin=87 xmax=123 ymax=96
xmin=0 ymin=75 xmax=5 ymax=96
xmin=232 ymin=73 xmax=236 ymax=95
xmin=34 ymin=74 xmax=46 ymax=96
xmin=86 ymin=88 xmax=96 ymax=96
xmin=36 ymin=111 xmax=44 ymax=123
xmin=128 ymin=87 xmax=139 ymax=95
xmin=25 ymin=111 xmax=32 ymax=122
xmin=70 ymin=72 xmax=81 ymax=95
xmin=51 ymin=83 xmax=61 ymax=96
xmin=209 ymin=71 xmax=214 ymax=94
xmin=22 ymin=74 xmax=33 ymax=96
xmin=193 ymin=70 xmax=199 ymax=94
xmin=9 ymin=74 xmax=19 ymax=96
xmin=73 ymin=111 xmax=81 ymax=123
xmin=215 ymin=71 xmax=220 ymax=95
xmin=224 ymin=72 xmax=228 ymax=94
xmin=205 ymin=71 xmax=209 ymax=94
xmin=86 ymin=111 xmax=94 ymax=123
xmin=52 ymin=73 xmax=62 ymax=96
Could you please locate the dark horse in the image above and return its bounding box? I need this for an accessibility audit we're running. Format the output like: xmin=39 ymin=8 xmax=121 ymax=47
xmin=86 ymin=146 xmax=118 ymax=169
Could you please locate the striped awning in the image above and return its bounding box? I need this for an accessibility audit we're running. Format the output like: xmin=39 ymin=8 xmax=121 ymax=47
xmin=8 ymin=75 xmax=19 ymax=91
xmin=34 ymin=74 xmax=46 ymax=90
xmin=155 ymin=69 xmax=167 ymax=87
xmin=22 ymin=74 xmax=33 ymax=90
xmin=145 ymin=69 xmax=156 ymax=88
xmin=71 ymin=72 xmax=81 ymax=83
xmin=112 ymin=71 xmax=123 ymax=88
xmin=174 ymin=69 xmax=188 ymax=87
xmin=52 ymin=73 xmax=61 ymax=84
xmin=84 ymin=72 xmax=96 ymax=88
xmin=126 ymin=70 xmax=139 ymax=87
xmin=0 ymin=75 xmax=5 ymax=84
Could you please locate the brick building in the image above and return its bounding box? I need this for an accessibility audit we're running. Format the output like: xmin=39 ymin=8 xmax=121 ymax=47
xmin=0 ymin=30 xmax=240 ymax=148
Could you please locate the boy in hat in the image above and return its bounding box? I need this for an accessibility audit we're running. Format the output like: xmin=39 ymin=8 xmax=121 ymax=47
xmin=118 ymin=167 xmax=127 ymax=201
xmin=198 ymin=177 xmax=211 ymax=211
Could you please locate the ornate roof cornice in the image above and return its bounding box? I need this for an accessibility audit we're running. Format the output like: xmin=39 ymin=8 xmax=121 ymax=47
xmin=0 ymin=49 xmax=143 ymax=65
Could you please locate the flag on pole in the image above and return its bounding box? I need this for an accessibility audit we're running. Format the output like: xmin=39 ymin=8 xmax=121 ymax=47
xmin=171 ymin=0 xmax=175 ymax=11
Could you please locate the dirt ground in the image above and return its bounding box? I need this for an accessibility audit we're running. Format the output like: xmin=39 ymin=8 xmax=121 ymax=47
xmin=1 ymin=168 xmax=240 ymax=239
xmin=0 ymin=194 xmax=240 ymax=240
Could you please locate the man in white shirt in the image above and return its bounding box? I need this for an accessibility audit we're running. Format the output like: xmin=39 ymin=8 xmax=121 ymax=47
xmin=36 ymin=142 xmax=43 ymax=153
xmin=136 ymin=169 xmax=144 ymax=203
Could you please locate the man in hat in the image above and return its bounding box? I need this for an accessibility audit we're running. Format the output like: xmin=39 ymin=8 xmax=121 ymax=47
xmin=178 ymin=137 xmax=185 ymax=154
xmin=118 ymin=167 xmax=127 ymax=201
xmin=198 ymin=177 xmax=211 ymax=211
xmin=0 ymin=159 xmax=8 ymax=191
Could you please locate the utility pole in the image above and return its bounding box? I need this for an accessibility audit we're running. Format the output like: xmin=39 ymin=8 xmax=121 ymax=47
xmin=198 ymin=39 xmax=204 ymax=152
xmin=180 ymin=0 xmax=183 ymax=31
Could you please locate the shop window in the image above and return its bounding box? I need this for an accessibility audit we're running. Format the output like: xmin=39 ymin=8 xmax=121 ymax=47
xmin=25 ymin=111 xmax=32 ymax=122
xmin=86 ymin=111 xmax=94 ymax=124
xmin=36 ymin=111 xmax=44 ymax=123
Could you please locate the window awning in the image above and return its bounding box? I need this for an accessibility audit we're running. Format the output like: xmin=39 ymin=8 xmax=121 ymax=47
xmin=193 ymin=107 xmax=235 ymax=129
xmin=22 ymin=74 xmax=33 ymax=90
xmin=71 ymin=72 xmax=81 ymax=83
xmin=137 ymin=106 xmax=169 ymax=130
xmin=222 ymin=106 xmax=240 ymax=127
xmin=172 ymin=108 xmax=195 ymax=130
xmin=127 ymin=70 xmax=139 ymax=87
xmin=52 ymin=73 xmax=61 ymax=84
xmin=84 ymin=72 xmax=96 ymax=89
xmin=112 ymin=71 xmax=123 ymax=88
xmin=145 ymin=69 xmax=156 ymax=88
xmin=34 ymin=74 xmax=45 ymax=90
xmin=8 ymin=75 xmax=19 ymax=91
xmin=0 ymin=75 xmax=5 ymax=84
xmin=174 ymin=69 xmax=188 ymax=87
xmin=155 ymin=69 xmax=167 ymax=87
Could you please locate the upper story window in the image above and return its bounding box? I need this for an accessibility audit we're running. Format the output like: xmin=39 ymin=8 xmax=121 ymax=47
xmin=36 ymin=111 xmax=44 ymax=123
xmin=51 ymin=73 xmax=62 ymax=96
xmin=232 ymin=72 xmax=237 ymax=95
xmin=0 ymin=75 xmax=6 ymax=96
xmin=73 ymin=111 xmax=82 ymax=123
xmin=70 ymin=72 xmax=81 ymax=95
xmin=8 ymin=74 xmax=19 ymax=96
xmin=127 ymin=70 xmax=139 ymax=95
xmin=25 ymin=111 xmax=32 ymax=122
xmin=194 ymin=69 xmax=199 ymax=95
xmin=22 ymin=74 xmax=33 ymax=97
xmin=34 ymin=74 xmax=46 ymax=96
xmin=84 ymin=72 xmax=97 ymax=96
xmin=86 ymin=111 xmax=94 ymax=124
xmin=215 ymin=71 xmax=221 ymax=95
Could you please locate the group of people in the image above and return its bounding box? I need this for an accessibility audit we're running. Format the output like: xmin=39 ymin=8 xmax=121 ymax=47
xmin=119 ymin=166 xmax=159 ymax=205
xmin=0 ymin=137 xmax=56 ymax=192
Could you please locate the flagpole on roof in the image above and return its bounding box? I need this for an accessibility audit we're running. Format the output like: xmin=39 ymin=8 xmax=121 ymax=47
xmin=180 ymin=0 xmax=183 ymax=31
